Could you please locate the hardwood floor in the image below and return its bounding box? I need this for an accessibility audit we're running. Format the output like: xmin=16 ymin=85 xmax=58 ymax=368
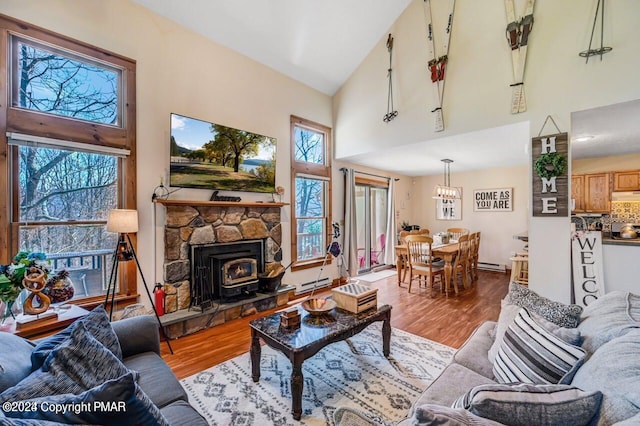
xmin=161 ymin=269 xmax=509 ymax=380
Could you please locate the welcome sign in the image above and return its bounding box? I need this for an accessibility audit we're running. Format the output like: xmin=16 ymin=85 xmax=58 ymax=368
xmin=474 ymin=188 xmax=513 ymax=211
xmin=571 ymin=231 xmax=605 ymax=307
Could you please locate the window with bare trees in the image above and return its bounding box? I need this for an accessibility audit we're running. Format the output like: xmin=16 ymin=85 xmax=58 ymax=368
xmin=0 ymin=14 xmax=137 ymax=306
xmin=290 ymin=116 xmax=332 ymax=270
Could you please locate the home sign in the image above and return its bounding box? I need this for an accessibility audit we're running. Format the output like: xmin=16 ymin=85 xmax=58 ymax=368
xmin=531 ymin=133 xmax=569 ymax=217
xmin=473 ymin=188 xmax=513 ymax=211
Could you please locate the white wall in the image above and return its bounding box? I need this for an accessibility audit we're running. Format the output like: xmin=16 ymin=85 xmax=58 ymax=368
xmin=0 ymin=0 xmax=336 ymax=302
xmin=333 ymin=0 xmax=640 ymax=302
xmin=415 ymin=165 xmax=529 ymax=268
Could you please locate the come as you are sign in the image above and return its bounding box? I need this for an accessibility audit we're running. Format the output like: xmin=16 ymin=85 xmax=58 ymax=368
xmin=474 ymin=188 xmax=513 ymax=211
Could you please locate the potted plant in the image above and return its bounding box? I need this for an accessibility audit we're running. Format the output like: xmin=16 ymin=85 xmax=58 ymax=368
xmin=441 ymin=232 xmax=453 ymax=244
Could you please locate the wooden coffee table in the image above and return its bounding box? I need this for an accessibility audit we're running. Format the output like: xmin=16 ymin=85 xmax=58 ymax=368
xmin=250 ymin=303 xmax=392 ymax=420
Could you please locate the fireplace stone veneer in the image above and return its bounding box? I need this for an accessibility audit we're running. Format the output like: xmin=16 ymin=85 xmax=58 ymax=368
xmin=162 ymin=204 xmax=282 ymax=314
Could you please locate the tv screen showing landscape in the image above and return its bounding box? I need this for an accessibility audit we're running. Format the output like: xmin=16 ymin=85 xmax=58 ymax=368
xmin=170 ymin=113 xmax=277 ymax=193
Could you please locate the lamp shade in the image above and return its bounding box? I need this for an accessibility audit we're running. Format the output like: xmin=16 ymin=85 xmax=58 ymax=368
xmin=107 ymin=209 xmax=139 ymax=233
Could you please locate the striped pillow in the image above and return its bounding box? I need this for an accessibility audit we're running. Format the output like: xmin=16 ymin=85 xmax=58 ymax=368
xmin=493 ymin=308 xmax=586 ymax=384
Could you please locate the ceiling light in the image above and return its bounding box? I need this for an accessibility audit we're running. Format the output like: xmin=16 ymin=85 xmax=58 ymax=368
xmin=433 ymin=159 xmax=461 ymax=200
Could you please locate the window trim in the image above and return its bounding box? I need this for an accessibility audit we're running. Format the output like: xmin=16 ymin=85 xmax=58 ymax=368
xmin=0 ymin=13 xmax=137 ymax=307
xmin=290 ymin=115 xmax=332 ymax=271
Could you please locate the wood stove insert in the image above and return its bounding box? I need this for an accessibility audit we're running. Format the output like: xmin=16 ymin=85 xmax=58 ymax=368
xmin=191 ymin=240 xmax=264 ymax=308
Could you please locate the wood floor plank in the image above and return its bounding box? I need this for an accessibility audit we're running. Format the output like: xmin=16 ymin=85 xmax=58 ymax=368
xmin=162 ymin=269 xmax=509 ymax=380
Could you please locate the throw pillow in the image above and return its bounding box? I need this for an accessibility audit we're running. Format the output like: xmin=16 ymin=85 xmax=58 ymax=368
xmin=452 ymin=383 xmax=602 ymax=426
xmin=506 ymin=282 xmax=582 ymax=328
xmin=0 ymin=333 xmax=36 ymax=393
xmin=488 ymin=300 xmax=582 ymax=364
xmin=493 ymin=308 xmax=586 ymax=385
xmin=571 ymin=328 xmax=640 ymax=425
xmin=412 ymin=403 xmax=503 ymax=425
xmin=5 ymin=372 xmax=168 ymax=426
xmin=31 ymin=304 xmax=122 ymax=370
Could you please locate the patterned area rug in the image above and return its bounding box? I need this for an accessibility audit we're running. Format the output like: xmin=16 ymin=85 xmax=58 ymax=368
xmin=181 ymin=323 xmax=454 ymax=425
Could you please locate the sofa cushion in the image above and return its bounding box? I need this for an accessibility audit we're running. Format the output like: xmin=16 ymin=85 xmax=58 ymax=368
xmin=452 ymin=383 xmax=601 ymax=426
xmin=506 ymin=282 xmax=582 ymax=328
xmin=3 ymin=372 xmax=168 ymax=426
xmin=0 ymin=333 xmax=35 ymax=393
xmin=160 ymin=400 xmax=208 ymax=426
xmin=453 ymin=321 xmax=496 ymax=379
xmin=31 ymin=305 xmax=122 ymax=370
xmin=571 ymin=328 xmax=640 ymax=425
xmin=488 ymin=299 xmax=582 ymax=364
xmin=332 ymin=406 xmax=381 ymax=426
xmin=123 ymin=351 xmax=188 ymax=408
xmin=577 ymin=291 xmax=640 ymax=355
xmin=493 ymin=308 xmax=586 ymax=385
xmin=411 ymin=363 xmax=496 ymax=411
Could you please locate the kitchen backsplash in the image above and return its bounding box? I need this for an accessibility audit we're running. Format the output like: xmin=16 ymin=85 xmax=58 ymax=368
xmin=571 ymin=201 xmax=640 ymax=232
xmin=610 ymin=201 xmax=640 ymax=225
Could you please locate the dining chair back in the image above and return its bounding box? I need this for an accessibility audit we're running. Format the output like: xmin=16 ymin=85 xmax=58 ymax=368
xmin=468 ymin=232 xmax=481 ymax=282
xmin=446 ymin=227 xmax=469 ymax=241
xmin=450 ymin=234 xmax=471 ymax=293
xmin=404 ymin=235 xmax=444 ymax=294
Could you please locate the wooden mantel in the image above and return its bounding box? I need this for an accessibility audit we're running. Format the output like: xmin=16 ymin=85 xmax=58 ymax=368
xmin=154 ymin=199 xmax=288 ymax=208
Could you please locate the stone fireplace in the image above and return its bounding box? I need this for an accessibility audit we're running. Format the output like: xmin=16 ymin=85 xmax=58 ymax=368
xmin=162 ymin=203 xmax=282 ymax=315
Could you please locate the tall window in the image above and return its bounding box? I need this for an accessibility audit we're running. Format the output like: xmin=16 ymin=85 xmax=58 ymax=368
xmin=1 ymin=15 xmax=137 ymax=305
xmin=290 ymin=116 xmax=332 ymax=270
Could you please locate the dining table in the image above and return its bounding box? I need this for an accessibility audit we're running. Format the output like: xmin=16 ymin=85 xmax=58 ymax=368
xmin=394 ymin=241 xmax=463 ymax=295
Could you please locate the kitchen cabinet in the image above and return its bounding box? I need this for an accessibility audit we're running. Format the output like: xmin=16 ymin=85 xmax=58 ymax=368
xmin=572 ymin=173 xmax=610 ymax=213
xmin=613 ymin=170 xmax=640 ymax=191
xmin=585 ymin=173 xmax=610 ymax=212
xmin=571 ymin=175 xmax=585 ymax=212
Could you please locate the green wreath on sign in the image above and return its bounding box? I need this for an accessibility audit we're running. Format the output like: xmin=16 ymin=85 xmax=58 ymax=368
xmin=534 ymin=152 xmax=567 ymax=179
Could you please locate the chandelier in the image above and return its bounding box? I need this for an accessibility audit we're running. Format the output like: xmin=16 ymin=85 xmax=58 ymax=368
xmin=433 ymin=159 xmax=461 ymax=199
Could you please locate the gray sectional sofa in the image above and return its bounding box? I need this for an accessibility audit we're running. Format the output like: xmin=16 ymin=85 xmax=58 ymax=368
xmin=398 ymin=286 xmax=640 ymax=426
xmin=0 ymin=307 xmax=206 ymax=426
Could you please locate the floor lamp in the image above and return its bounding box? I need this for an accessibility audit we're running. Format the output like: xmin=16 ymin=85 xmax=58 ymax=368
xmin=105 ymin=209 xmax=173 ymax=354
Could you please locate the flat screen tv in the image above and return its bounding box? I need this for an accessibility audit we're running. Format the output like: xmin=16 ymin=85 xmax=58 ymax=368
xmin=170 ymin=113 xmax=277 ymax=193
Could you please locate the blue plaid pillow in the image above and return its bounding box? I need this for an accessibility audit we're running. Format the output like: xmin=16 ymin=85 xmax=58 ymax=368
xmin=31 ymin=305 xmax=122 ymax=370
xmin=4 ymin=372 xmax=168 ymax=426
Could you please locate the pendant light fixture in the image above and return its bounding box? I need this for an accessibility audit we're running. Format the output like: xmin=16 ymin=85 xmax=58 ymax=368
xmin=433 ymin=159 xmax=461 ymax=199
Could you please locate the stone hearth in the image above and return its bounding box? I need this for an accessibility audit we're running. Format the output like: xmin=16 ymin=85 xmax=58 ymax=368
xmin=160 ymin=285 xmax=292 ymax=339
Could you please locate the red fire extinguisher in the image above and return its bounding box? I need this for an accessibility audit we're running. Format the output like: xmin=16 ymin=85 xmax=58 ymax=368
xmin=154 ymin=283 xmax=165 ymax=317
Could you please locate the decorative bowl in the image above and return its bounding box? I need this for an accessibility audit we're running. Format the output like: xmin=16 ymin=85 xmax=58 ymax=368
xmin=301 ymin=298 xmax=336 ymax=316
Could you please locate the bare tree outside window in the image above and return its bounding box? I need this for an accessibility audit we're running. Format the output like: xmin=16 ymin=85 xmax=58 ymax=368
xmin=2 ymin=15 xmax=136 ymax=303
xmin=13 ymin=38 xmax=121 ymax=126
xmin=292 ymin=121 xmax=330 ymax=263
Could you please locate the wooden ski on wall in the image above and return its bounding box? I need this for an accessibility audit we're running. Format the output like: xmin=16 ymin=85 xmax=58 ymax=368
xmin=505 ymin=0 xmax=535 ymax=114
xmin=423 ymin=0 xmax=456 ymax=132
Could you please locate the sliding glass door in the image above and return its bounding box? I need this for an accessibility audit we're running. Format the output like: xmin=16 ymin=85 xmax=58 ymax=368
xmin=355 ymin=183 xmax=388 ymax=273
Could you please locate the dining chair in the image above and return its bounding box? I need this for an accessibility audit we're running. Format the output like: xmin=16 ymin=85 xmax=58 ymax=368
xmin=404 ymin=235 xmax=444 ymax=294
xmin=468 ymin=232 xmax=481 ymax=282
xmin=450 ymin=234 xmax=471 ymax=293
xmin=446 ymin=227 xmax=469 ymax=241
xmin=417 ymin=228 xmax=430 ymax=236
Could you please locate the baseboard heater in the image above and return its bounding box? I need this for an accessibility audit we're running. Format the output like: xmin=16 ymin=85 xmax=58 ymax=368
xmin=477 ymin=262 xmax=507 ymax=272
xmin=295 ymin=277 xmax=331 ymax=295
